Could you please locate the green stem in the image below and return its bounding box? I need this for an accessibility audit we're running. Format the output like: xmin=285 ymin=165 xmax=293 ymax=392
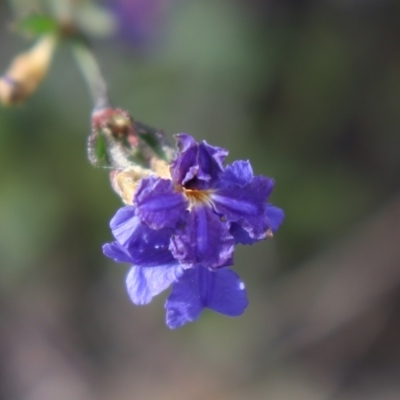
xmin=71 ymin=42 xmax=111 ymax=110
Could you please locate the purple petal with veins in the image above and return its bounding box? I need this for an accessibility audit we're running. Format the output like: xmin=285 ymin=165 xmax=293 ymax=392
xmin=165 ymin=266 xmax=248 ymax=329
xmin=169 ymin=205 xmax=234 ymax=269
xmin=135 ymin=176 xmax=188 ymax=230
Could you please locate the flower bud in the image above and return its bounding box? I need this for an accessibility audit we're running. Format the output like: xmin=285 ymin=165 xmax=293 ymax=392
xmin=0 ymin=35 xmax=56 ymax=105
xmin=92 ymin=107 xmax=138 ymax=148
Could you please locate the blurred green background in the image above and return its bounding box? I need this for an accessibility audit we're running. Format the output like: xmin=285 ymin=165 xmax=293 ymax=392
xmin=1 ymin=0 xmax=400 ymax=399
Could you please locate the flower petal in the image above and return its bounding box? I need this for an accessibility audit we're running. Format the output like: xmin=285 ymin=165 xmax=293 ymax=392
xmin=109 ymin=205 xmax=138 ymax=247
xmin=170 ymin=134 xmax=228 ymax=189
xmin=205 ymin=268 xmax=248 ymax=316
xmin=170 ymin=134 xmax=198 ymax=185
xmin=135 ymin=176 xmax=188 ymax=230
xmin=195 ymin=141 xmax=228 ymax=187
xmin=211 ymin=176 xmax=274 ymax=239
xmin=126 ymin=263 xmax=184 ymax=305
xmin=229 ymin=223 xmax=259 ymax=245
xmin=103 ymin=241 xmax=133 ymax=263
xmin=230 ymin=204 xmax=285 ymax=244
xmin=109 ymin=206 xmax=176 ymax=267
xmin=220 ymin=160 xmax=254 ymax=187
xmin=165 ymin=266 xmax=248 ymax=329
xmin=126 ymin=226 xmax=176 ymax=267
xmin=266 ymin=204 xmax=285 ymax=232
xmin=169 ymin=205 xmax=235 ymax=269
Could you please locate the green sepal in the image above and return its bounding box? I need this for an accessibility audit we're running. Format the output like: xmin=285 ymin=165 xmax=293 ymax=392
xmin=135 ymin=122 xmax=170 ymax=162
xmin=88 ymin=130 xmax=110 ymax=168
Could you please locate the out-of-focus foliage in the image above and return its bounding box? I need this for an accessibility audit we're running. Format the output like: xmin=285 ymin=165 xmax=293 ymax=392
xmin=14 ymin=14 xmax=59 ymax=36
xmin=1 ymin=0 xmax=400 ymax=399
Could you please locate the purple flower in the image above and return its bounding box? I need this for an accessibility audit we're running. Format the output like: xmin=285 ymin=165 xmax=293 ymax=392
xmin=103 ymin=134 xmax=284 ymax=328
xmin=110 ymin=0 xmax=170 ymax=48
xmin=103 ymin=206 xmax=249 ymax=328
xmin=135 ymin=134 xmax=281 ymax=268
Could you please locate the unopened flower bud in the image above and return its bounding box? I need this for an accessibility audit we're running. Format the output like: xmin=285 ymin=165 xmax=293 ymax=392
xmin=0 ymin=35 xmax=57 ymax=105
xmin=89 ymin=107 xmax=173 ymax=172
xmin=92 ymin=107 xmax=138 ymax=148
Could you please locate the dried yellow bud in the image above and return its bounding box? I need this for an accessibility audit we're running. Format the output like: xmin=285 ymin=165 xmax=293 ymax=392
xmin=0 ymin=35 xmax=56 ymax=105
xmin=150 ymin=158 xmax=171 ymax=179
xmin=110 ymin=166 xmax=153 ymax=205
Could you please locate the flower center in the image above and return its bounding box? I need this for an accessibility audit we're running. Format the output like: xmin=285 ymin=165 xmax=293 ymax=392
xmin=184 ymin=188 xmax=213 ymax=206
